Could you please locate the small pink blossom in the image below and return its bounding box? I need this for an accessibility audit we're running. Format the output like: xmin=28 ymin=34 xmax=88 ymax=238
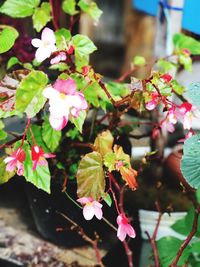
xmin=146 ymin=93 xmax=159 ymax=111
xmin=160 ymin=107 xmax=177 ymax=133
xmin=82 ymin=66 xmax=90 ymax=76
xmin=178 ymin=102 xmax=193 ymax=130
xmin=67 ymin=45 xmax=74 ymax=55
xmin=50 ymin=52 xmax=67 ymax=65
xmin=77 ymin=197 xmax=103 ymax=220
xmin=43 ymin=78 xmax=88 ymax=130
xmin=31 ymin=27 xmax=56 ymax=62
xmin=4 ymin=147 xmax=26 ymax=176
xmin=182 ymin=48 xmax=191 ymax=56
xmin=160 ymin=73 xmax=172 ymax=83
xmin=31 ymin=145 xmax=55 ymax=170
xmin=116 ymin=214 xmax=136 ymax=242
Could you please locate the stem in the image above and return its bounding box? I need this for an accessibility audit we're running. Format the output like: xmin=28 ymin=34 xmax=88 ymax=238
xmin=122 ymin=241 xmax=134 ymax=267
xmin=49 ymin=0 xmax=59 ymax=30
xmin=98 ymin=80 xmax=116 ymax=107
xmin=21 ymin=118 xmax=31 ymax=146
xmin=170 ymin=205 xmax=200 ymax=267
xmin=58 ymin=212 xmax=105 ymax=267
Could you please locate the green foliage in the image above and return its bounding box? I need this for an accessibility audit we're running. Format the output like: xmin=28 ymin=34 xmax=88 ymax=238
xmin=171 ymin=80 xmax=185 ymax=95
xmin=32 ymin=2 xmax=51 ymax=32
xmin=197 ymin=189 xmax=200 ymax=204
xmin=104 ymin=152 xmax=116 ymax=172
xmin=23 ymin=143 xmax=51 ymax=193
xmin=42 ymin=117 xmax=62 ymax=152
xmin=179 ymin=53 xmax=192 ymax=71
xmin=186 ymin=82 xmax=200 ymax=107
xmin=0 ymin=120 xmax=7 ymax=141
xmin=0 ymin=0 xmax=40 ymax=18
xmin=72 ymin=34 xmax=97 ymax=68
xmin=26 ymin=124 xmax=49 ymax=152
xmin=62 ymin=0 xmax=78 ymax=16
xmin=7 ymin=57 xmax=20 ymax=69
xmin=102 ymin=192 xmax=112 ymax=207
xmin=0 ymin=157 xmax=15 ymax=184
xmin=16 ymin=70 xmax=48 ymax=118
xmin=78 ymin=0 xmax=102 ymax=22
xmin=173 ymin=34 xmax=200 ymax=55
xmin=55 ymin=28 xmax=71 ymax=50
xmin=70 ymin=110 xmax=87 ymax=133
xmin=157 ymin=236 xmax=190 ymax=267
xmin=106 ymin=81 xmax=130 ymax=101
xmin=157 ymin=59 xmax=176 ymax=73
xmin=132 ymin=56 xmax=146 ymax=66
xmin=94 ymin=130 xmax=114 ymax=157
xmin=181 ymin=134 xmax=200 ymax=189
xmin=0 ymin=26 xmax=19 ymax=54
xmin=77 ymin=151 xmax=105 ymax=200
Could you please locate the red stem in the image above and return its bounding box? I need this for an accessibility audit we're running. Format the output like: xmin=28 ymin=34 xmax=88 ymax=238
xmin=49 ymin=0 xmax=59 ymax=30
xmin=122 ymin=241 xmax=134 ymax=267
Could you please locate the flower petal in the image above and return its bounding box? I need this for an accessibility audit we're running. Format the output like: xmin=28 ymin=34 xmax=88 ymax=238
xmin=117 ymin=225 xmax=127 ymax=242
xmin=49 ymin=115 xmax=68 ymax=130
xmin=31 ymin=38 xmax=42 ymax=48
xmin=83 ymin=205 xmax=95 ymax=220
xmin=54 ymin=78 xmax=76 ymax=95
xmin=35 ymin=47 xmax=51 ymax=62
xmin=94 ymin=206 xmax=103 ymax=220
xmin=77 ymin=197 xmax=93 ymax=204
xmin=41 ymin=27 xmax=56 ymax=44
xmin=124 ymin=224 xmax=136 ymax=238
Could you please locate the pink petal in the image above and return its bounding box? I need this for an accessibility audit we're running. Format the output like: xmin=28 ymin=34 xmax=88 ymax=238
xmin=31 ymin=38 xmax=42 ymax=48
xmin=6 ymin=160 xmax=17 ymax=172
xmin=43 ymin=86 xmax=60 ymax=99
xmin=38 ymin=158 xmax=48 ymax=167
xmin=17 ymin=162 xmax=24 ymax=176
xmin=94 ymin=206 xmax=103 ymax=220
xmin=77 ymin=197 xmax=93 ymax=204
xmin=32 ymin=160 xmax=38 ymax=171
xmin=4 ymin=156 xmax=15 ymax=164
xmin=123 ymin=224 xmax=136 ymax=238
xmin=54 ymin=78 xmax=76 ymax=94
xmin=49 ymin=115 xmax=68 ymax=130
xmin=41 ymin=27 xmax=56 ymax=44
xmin=43 ymin=153 xmax=56 ymax=159
xmin=117 ymin=225 xmax=127 ymax=242
xmin=146 ymin=100 xmax=157 ymax=111
xmin=93 ymin=201 xmax=103 ymax=208
xmin=83 ymin=205 xmax=95 ymax=220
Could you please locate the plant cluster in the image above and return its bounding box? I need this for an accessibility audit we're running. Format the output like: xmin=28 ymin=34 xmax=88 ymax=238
xmin=0 ymin=0 xmax=200 ymax=266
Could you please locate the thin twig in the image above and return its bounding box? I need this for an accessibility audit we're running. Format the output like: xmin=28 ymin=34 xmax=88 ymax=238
xmin=122 ymin=241 xmax=134 ymax=267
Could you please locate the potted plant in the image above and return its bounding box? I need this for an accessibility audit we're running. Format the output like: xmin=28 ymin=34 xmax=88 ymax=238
xmin=0 ymin=0 xmax=200 ymax=266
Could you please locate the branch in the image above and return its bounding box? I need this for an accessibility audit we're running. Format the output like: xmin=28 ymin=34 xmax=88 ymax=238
xmin=170 ymin=205 xmax=200 ymax=267
xmin=58 ymin=212 xmax=105 ymax=267
xmin=122 ymin=241 xmax=134 ymax=267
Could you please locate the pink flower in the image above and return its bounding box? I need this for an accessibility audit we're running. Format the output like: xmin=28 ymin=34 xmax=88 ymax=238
xmin=31 ymin=27 xmax=56 ymax=62
xmin=146 ymin=93 xmax=158 ymax=111
xmin=161 ymin=107 xmax=177 ymax=133
xmin=31 ymin=145 xmax=55 ymax=170
xmin=116 ymin=214 xmax=136 ymax=242
xmin=77 ymin=197 xmax=103 ymax=220
xmin=178 ymin=102 xmax=193 ymax=130
xmin=43 ymin=78 xmax=88 ymax=130
xmin=50 ymin=52 xmax=67 ymax=65
xmin=160 ymin=73 xmax=172 ymax=83
xmin=4 ymin=147 xmax=26 ymax=176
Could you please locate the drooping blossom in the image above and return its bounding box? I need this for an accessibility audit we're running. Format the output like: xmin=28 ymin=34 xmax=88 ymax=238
xmin=31 ymin=145 xmax=55 ymax=170
xmin=178 ymin=102 xmax=193 ymax=130
xmin=116 ymin=214 xmax=136 ymax=242
xmin=160 ymin=73 xmax=172 ymax=83
xmin=31 ymin=27 xmax=57 ymax=62
xmin=119 ymin=166 xmax=138 ymax=191
xmin=161 ymin=107 xmax=177 ymax=133
xmin=43 ymin=78 xmax=88 ymax=130
xmin=4 ymin=147 xmax=26 ymax=176
xmin=50 ymin=52 xmax=67 ymax=65
xmin=146 ymin=92 xmax=159 ymax=111
xmin=77 ymin=197 xmax=103 ymax=220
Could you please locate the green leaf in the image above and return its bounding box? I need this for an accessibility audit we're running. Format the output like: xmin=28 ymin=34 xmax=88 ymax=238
xmin=23 ymin=145 xmax=51 ymax=193
xmin=171 ymin=80 xmax=185 ymax=95
xmin=171 ymin=217 xmax=188 ymax=236
xmin=173 ymin=33 xmax=200 ymax=55
xmin=0 ymin=0 xmax=40 ymax=18
xmin=55 ymin=28 xmax=71 ymax=50
xmin=62 ymin=0 xmax=78 ymax=15
xmin=77 ymin=151 xmax=105 ymax=200
xmin=104 ymin=152 xmax=116 ymax=172
xmin=0 ymin=26 xmax=19 ymax=54
xmin=94 ymin=130 xmax=114 ymax=157
xmin=102 ymin=192 xmax=112 ymax=207
xmin=72 ymin=34 xmax=97 ymax=63
xmin=179 ymin=53 xmax=192 ymax=72
xmin=16 ymin=70 xmax=48 ymax=118
xmin=0 ymin=157 xmax=15 ymax=184
xmin=190 ymin=241 xmax=200 ymax=253
xmin=0 ymin=120 xmax=7 ymax=141
xmin=106 ymin=82 xmax=130 ymax=101
xmin=197 ymin=188 xmax=200 ymax=204
xmin=42 ymin=117 xmax=62 ymax=152
xmin=32 ymin=2 xmax=51 ymax=32
xmin=186 ymin=82 xmax=200 ymax=107
xmin=7 ymin=56 xmax=20 ymax=69
xmin=78 ymin=0 xmax=102 ymax=22
xmin=157 ymin=59 xmax=176 ymax=73
xmin=132 ymin=56 xmax=146 ymax=66
xmin=157 ymin=236 xmax=190 ymax=267
xmin=70 ymin=110 xmax=87 ymax=133
xmin=181 ymin=134 xmax=200 ymax=189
